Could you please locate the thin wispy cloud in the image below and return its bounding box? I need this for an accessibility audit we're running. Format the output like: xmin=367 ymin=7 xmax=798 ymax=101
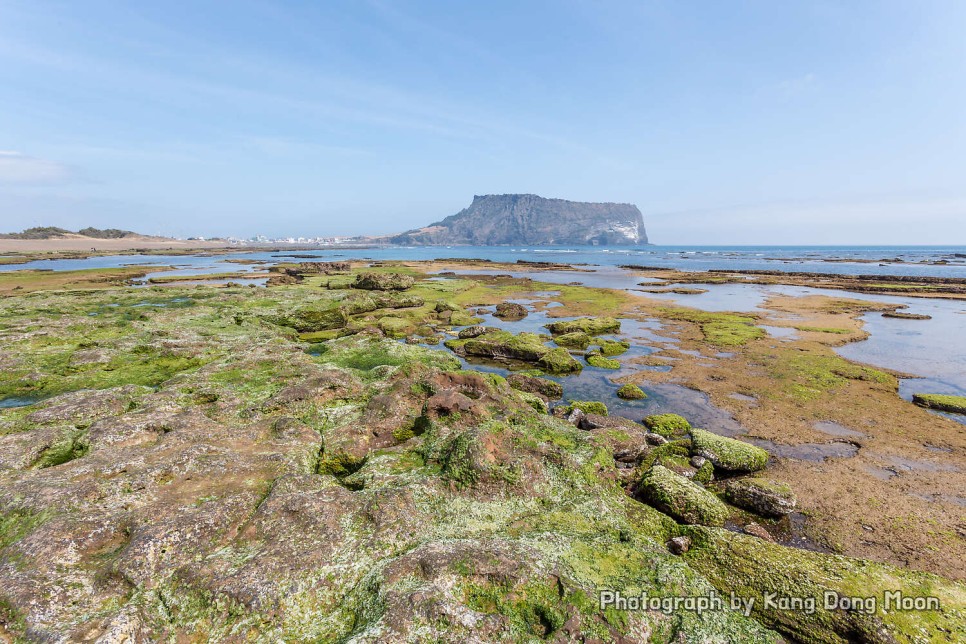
xmin=0 ymin=151 xmax=73 ymax=185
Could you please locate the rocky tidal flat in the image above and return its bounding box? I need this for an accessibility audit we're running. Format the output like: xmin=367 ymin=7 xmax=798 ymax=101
xmin=0 ymin=260 xmax=964 ymax=642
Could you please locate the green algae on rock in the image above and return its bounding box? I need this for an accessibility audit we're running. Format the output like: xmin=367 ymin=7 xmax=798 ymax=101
xmin=545 ymin=317 xmax=621 ymax=336
xmin=586 ymin=354 xmax=620 ymax=369
xmin=642 ymin=413 xmax=691 ymax=438
xmin=352 ymin=271 xmax=416 ymax=291
xmin=912 ymin=393 xmax=966 ymax=414
xmin=554 ymin=331 xmax=592 ymax=349
xmin=690 ymin=428 xmax=769 ymax=473
xmin=565 ymin=400 xmax=608 ymax=416
xmin=636 ymin=465 xmax=728 ymax=526
xmin=616 ymin=383 xmax=646 ymax=400
xmin=537 ymin=348 xmax=583 ymax=374
xmin=0 ymin=266 xmax=962 ymax=643
xmin=506 ymin=374 xmax=563 ymax=400
xmin=595 ymin=338 xmax=630 ymax=356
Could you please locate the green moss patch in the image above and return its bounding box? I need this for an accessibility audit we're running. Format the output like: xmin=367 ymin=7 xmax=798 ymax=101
xmin=912 ymin=393 xmax=966 ymax=414
xmin=546 ymin=317 xmax=621 ymax=336
xmin=636 ymin=465 xmax=728 ymax=526
xmin=616 ymin=384 xmax=646 ymax=400
xmin=587 ymin=355 xmax=620 ymax=369
xmin=690 ymin=429 xmax=768 ymax=473
xmin=660 ymin=308 xmax=764 ymax=347
xmin=643 ymin=413 xmax=691 ymax=438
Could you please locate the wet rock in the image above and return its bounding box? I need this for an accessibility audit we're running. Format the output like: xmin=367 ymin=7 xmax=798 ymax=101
xmin=352 ymin=272 xmax=415 ymax=291
xmin=742 ymin=522 xmax=776 ymax=542
xmin=668 ymin=536 xmax=692 ymax=555
xmin=882 ymin=311 xmax=931 ymax=320
xmin=636 ymin=465 xmax=729 ymax=526
xmin=553 ymin=331 xmax=591 ymax=349
xmin=566 ymin=407 xmax=587 ymax=428
xmin=493 ymin=302 xmax=528 ymax=320
xmin=725 ymin=478 xmax=797 ymax=517
xmin=506 ymin=374 xmax=563 ymax=400
xmin=457 ymin=325 xmax=486 ymax=339
xmin=645 ymin=432 xmax=668 ymax=446
xmin=691 ymin=429 xmax=769 ymax=473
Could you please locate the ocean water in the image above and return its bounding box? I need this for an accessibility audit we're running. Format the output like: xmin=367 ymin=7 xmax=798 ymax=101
xmin=3 ymin=244 xmax=966 ymax=278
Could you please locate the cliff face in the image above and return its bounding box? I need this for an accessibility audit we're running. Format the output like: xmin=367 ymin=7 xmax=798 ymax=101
xmin=390 ymin=194 xmax=648 ymax=246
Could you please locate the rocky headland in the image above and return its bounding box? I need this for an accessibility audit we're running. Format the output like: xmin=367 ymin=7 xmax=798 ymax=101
xmin=390 ymin=194 xmax=648 ymax=246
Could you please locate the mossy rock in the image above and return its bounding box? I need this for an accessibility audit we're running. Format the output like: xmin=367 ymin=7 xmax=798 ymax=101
xmin=912 ymin=393 xmax=966 ymax=414
xmin=317 ymin=451 xmax=367 ymax=478
xmin=537 ymin=348 xmax=582 ymax=374
xmin=276 ymin=306 xmax=347 ymax=332
xmin=554 ymin=331 xmax=592 ymax=350
xmin=642 ymin=413 xmax=691 ymax=438
xmin=690 ymin=429 xmax=768 ymax=473
xmin=450 ymin=311 xmax=484 ymax=327
xmin=683 ymin=526 xmax=966 ymax=643
xmin=377 ymin=316 xmax=411 ymax=338
xmin=616 ymin=383 xmax=646 ymax=400
xmin=565 ymin=400 xmax=608 ymax=416
xmin=637 ymin=440 xmax=691 ymax=474
xmin=449 ymin=330 xmax=548 ymax=362
xmin=506 ymin=374 xmax=563 ymax=399
xmin=493 ymin=302 xmax=528 ymax=320
xmin=693 ymin=460 xmax=714 ymax=485
xmin=637 ymin=465 xmax=729 ymax=526
xmin=725 ymin=478 xmax=797 ymax=517
xmin=517 ymin=391 xmax=549 ymax=414
xmin=595 ymin=339 xmax=630 ymax=356
xmin=434 ymin=300 xmax=460 ymax=313
xmin=545 ymin=317 xmax=621 ymax=336
xmin=352 ymin=272 xmax=415 ymax=291
xmin=586 ymin=355 xmax=620 ymax=369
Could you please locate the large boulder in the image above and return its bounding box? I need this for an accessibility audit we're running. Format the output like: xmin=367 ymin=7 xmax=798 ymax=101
xmin=493 ymin=302 xmax=528 ymax=320
xmin=725 ymin=478 xmax=797 ymax=517
xmin=690 ymin=429 xmax=769 ymax=473
xmin=352 ymin=272 xmax=415 ymax=291
xmin=636 ymin=465 xmax=729 ymax=526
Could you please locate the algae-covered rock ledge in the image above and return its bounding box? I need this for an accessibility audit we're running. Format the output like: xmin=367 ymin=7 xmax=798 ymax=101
xmin=0 ymin=263 xmax=963 ymax=643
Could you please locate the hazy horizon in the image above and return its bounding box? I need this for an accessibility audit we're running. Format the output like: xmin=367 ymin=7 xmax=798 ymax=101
xmin=2 ymin=1 xmax=965 ymax=244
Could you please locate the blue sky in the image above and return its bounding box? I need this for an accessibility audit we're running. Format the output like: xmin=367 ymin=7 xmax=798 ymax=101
xmin=1 ymin=1 xmax=964 ymax=243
